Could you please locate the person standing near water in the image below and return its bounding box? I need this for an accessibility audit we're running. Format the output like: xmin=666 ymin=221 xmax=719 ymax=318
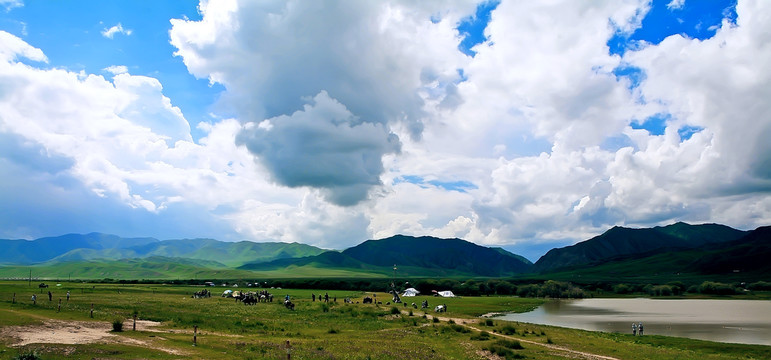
xmin=632 ymin=323 xmax=637 ymax=335
xmin=638 ymin=322 xmax=644 ymax=336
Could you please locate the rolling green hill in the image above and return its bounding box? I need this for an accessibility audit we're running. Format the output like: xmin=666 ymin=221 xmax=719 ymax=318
xmin=0 ymin=233 xmax=158 ymax=264
xmin=1 ymin=234 xmax=326 ymax=267
xmin=533 ymin=222 xmax=747 ymax=273
xmin=342 ymin=235 xmax=532 ymax=276
xmin=531 ymin=226 xmax=771 ymax=283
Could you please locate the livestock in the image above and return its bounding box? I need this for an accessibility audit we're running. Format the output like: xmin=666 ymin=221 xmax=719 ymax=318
xmin=38 ymin=283 xmax=48 ymax=288
xmin=284 ymin=299 xmax=295 ymax=310
xmin=362 ymin=296 xmax=373 ymax=304
xmin=434 ymin=305 xmax=446 ymax=313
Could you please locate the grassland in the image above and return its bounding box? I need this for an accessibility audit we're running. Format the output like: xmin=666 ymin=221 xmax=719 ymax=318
xmin=0 ymin=281 xmax=769 ymax=359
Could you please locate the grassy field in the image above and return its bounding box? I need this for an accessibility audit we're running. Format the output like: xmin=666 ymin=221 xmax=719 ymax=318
xmin=0 ymin=281 xmax=769 ymax=359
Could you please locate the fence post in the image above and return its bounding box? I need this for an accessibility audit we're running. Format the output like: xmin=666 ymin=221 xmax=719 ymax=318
xmin=90 ymin=303 xmax=94 ymax=318
xmin=12 ymin=293 xmax=15 ymax=304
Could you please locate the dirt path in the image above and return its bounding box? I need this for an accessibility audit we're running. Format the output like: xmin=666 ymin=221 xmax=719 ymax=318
xmin=0 ymin=319 xmax=187 ymax=355
xmin=422 ymin=312 xmax=620 ymax=360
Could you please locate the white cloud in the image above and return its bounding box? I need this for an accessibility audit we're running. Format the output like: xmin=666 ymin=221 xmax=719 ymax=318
xmin=667 ymin=0 xmax=685 ymax=11
xmin=0 ymin=0 xmax=22 ymax=12
xmin=2 ymin=1 xmax=770 ymax=258
xmin=0 ymin=30 xmax=47 ymax=62
xmin=101 ymin=23 xmax=132 ymax=39
xmin=103 ymin=65 xmax=128 ymax=75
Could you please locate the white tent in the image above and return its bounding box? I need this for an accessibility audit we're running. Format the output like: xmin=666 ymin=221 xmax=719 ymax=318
xmin=402 ymin=288 xmax=420 ymax=297
xmin=437 ymin=290 xmax=455 ymax=297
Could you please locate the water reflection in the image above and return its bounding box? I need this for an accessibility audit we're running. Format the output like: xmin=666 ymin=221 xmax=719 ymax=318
xmin=496 ymin=298 xmax=771 ymax=346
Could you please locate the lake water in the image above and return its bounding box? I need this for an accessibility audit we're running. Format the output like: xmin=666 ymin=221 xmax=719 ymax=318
xmin=495 ymin=298 xmax=771 ymax=346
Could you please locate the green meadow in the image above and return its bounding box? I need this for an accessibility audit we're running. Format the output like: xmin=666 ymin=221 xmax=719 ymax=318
xmin=1 ymin=281 xmax=769 ymax=359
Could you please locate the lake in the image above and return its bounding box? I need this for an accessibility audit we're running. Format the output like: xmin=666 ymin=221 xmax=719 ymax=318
xmin=495 ymin=298 xmax=771 ymax=346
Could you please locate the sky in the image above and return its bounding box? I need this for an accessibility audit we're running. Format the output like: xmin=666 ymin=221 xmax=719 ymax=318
xmin=1 ymin=0 xmax=769 ymax=261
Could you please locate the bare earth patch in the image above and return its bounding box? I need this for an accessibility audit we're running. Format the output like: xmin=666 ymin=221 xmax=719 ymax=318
xmin=0 ymin=319 xmax=186 ymax=355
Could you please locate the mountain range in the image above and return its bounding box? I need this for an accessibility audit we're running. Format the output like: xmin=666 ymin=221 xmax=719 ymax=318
xmin=0 ymin=222 xmax=768 ymax=281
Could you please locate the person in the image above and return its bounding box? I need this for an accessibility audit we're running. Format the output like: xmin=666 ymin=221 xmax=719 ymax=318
xmin=66 ymin=291 xmax=70 ymax=301
xmin=285 ymin=294 xmax=290 ymax=301
xmin=324 ymin=293 xmax=329 ymax=303
xmin=31 ymin=294 xmax=36 ymax=305
xmin=638 ymin=322 xmax=644 ymax=336
xmin=48 ymin=291 xmax=52 ymax=301
xmin=632 ymin=323 xmax=637 ymax=336
xmin=312 ymin=293 xmax=315 ymax=302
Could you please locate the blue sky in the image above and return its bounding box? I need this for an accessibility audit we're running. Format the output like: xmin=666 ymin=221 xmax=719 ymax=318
xmin=1 ymin=0 xmax=769 ymax=261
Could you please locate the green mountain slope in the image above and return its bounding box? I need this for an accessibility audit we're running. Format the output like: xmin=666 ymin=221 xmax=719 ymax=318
xmin=342 ymin=235 xmax=532 ymax=276
xmin=533 ymin=226 xmax=770 ymax=283
xmin=533 ymin=223 xmax=747 ymax=273
xmin=242 ymin=235 xmax=532 ymax=277
xmin=2 ymin=234 xmax=326 ymax=267
xmin=0 ymin=233 xmax=158 ymax=264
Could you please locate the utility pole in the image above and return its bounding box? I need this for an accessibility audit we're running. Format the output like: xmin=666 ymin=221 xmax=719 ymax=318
xmin=28 ymin=269 xmax=31 ymax=287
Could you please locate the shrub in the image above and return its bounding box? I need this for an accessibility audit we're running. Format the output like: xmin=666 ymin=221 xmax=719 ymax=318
xmin=327 ymin=328 xmax=339 ymax=334
xmin=112 ymin=319 xmax=124 ymax=332
xmin=13 ymin=351 xmax=41 ymax=360
xmin=390 ymin=306 xmax=400 ymax=315
xmin=499 ymin=324 xmax=517 ymax=335
xmin=748 ymin=281 xmax=771 ymax=291
xmin=432 ymin=317 xmax=440 ymax=323
xmin=470 ymin=331 xmax=491 ymax=341
xmin=496 ymin=339 xmax=524 ymax=349
xmin=698 ymin=281 xmax=737 ymax=295
xmin=485 ymin=318 xmax=494 ymax=326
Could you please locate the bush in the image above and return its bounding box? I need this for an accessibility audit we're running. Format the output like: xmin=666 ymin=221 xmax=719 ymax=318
xmin=327 ymin=328 xmax=339 ymax=334
xmin=432 ymin=317 xmax=440 ymax=323
xmin=112 ymin=319 xmax=124 ymax=332
xmin=613 ymin=283 xmax=632 ymax=294
xmin=13 ymin=351 xmax=41 ymax=360
xmin=485 ymin=318 xmax=494 ymax=326
xmin=748 ymin=281 xmax=771 ymax=291
xmin=499 ymin=324 xmax=517 ymax=335
xmin=698 ymin=281 xmax=737 ymax=295
xmin=390 ymin=306 xmax=400 ymax=315
xmin=470 ymin=331 xmax=491 ymax=341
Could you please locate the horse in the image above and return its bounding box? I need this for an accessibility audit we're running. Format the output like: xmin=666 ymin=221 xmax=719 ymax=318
xmin=38 ymin=283 xmax=48 ymax=288
xmin=362 ymin=296 xmax=373 ymax=304
xmin=284 ymin=299 xmax=295 ymax=310
xmin=434 ymin=305 xmax=446 ymax=313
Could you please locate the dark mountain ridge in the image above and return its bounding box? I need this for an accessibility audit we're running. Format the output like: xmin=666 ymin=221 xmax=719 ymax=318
xmin=533 ymin=222 xmax=748 ymax=273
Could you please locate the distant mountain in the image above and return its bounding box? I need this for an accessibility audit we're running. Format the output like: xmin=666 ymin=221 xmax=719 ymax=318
xmin=0 ymin=233 xmax=325 ymax=267
xmin=533 ymin=223 xmax=748 ymax=273
xmin=686 ymin=226 xmax=771 ymax=275
xmin=532 ymin=225 xmax=771 ymax=282
xmin=342 ymin=235 xmax=532 ymax=276
xmin=242 ymin=235 xmax=532 ymax=277
xmin=0 ymin=233 xmax=158 ymax=264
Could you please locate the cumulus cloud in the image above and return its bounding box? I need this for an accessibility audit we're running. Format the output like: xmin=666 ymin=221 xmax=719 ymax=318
xmin=103 ymin=65 xmax=128 ymax=75
xmin=101 ymin=23 xmax=132 ymax=39
xmin=236 ymin=91 xmax=400 ymax=206
xmin=170 ymin=0 xmax=475 ymax=205
xmin=667 ymin=0 xmax=685 ymax=11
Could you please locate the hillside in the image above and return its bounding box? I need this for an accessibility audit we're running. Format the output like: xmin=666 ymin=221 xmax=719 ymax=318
xmin=342 ymin=235 xmax=532 ymax=276
xmin=0 ymin=234 xmax=325 ymax=267
xmin=0 ymin=233 xmax=158 ymax=264
xmin=533 ymin=222 xmax=747 ymax=273
xmin=242 ymin=235 xmax=532 ymax=277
